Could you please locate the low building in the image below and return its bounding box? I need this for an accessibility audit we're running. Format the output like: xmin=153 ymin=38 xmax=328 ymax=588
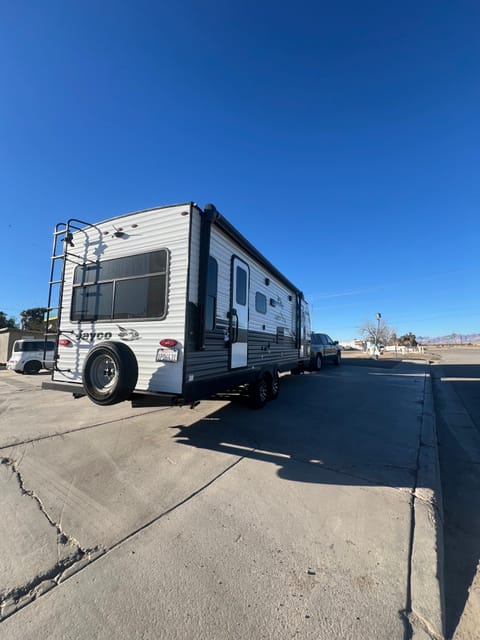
xmin=0 ymin=327 xmax=43 ymax=365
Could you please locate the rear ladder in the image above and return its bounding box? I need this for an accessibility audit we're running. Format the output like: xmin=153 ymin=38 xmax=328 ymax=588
xmin=44 ymin=219 xmax=98 ymax=372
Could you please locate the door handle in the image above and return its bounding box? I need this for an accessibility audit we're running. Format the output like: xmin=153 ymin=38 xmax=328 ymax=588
xmin=229 ymin=308 xmax=238 ymax=343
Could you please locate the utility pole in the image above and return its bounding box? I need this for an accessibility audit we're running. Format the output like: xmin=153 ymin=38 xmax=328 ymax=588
xmin=375 ymin=312 xmax=382 ymax=348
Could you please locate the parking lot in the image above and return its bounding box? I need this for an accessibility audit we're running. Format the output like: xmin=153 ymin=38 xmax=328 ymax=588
xmin=0 ymin=357 xmax=442 ymax=639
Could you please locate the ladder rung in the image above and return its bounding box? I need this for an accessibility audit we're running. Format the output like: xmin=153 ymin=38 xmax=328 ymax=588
xmin=49 ymin=280 xmax=63 ymax=285
xmin=51 ymin=254 xmax=66 ymax=260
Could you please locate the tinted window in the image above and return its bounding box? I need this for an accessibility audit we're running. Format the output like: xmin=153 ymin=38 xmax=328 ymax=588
xmin=236 ymin=266 xmax=247 ymax=306
xmin=14 ymin=341 xmax=55 ymax=352
xmin=113 ymin=275 xmax=166 ymax=319
xmin=74 ymin=251 xmax=167 ymax=284
xmin=71 ymin=282 xmax=114 ymax=321
xmin=255 ymin=292 xmax=267 ymax=314
xmin=71 ymin=249 xmax=168 ymax=322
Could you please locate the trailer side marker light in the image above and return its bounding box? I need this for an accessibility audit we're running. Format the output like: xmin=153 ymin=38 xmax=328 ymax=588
xmin=160 ymin=339 xmax=178 ymax=348
xmin=59 ymin=338 xmax=73 ymax=347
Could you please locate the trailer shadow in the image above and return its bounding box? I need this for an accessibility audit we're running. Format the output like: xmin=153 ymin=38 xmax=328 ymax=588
xmin=170 ymin=358 xmax=480 ymax=638
xmin=172 ymin=360 xmax=431 ymax=490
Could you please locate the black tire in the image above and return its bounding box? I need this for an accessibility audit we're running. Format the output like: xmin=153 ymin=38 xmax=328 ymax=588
xmin=314 ymin=353 xmax=323 ymax=371
xmin=268 ymin=371 xmax=280 ymax=400
xmin=249 ymin=373 xmax=269 ymax=409
xmin=24 ymin=360 xmax=41 ymax=375
xmin=334 ymin=351 xmax=341 ymax=366
xmin=82 ymin=342 xmax=138 ymax=406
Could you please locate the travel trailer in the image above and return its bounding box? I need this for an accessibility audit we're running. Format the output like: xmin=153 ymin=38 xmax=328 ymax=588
xmin=42 ymin=202 xmax=311 ymax=408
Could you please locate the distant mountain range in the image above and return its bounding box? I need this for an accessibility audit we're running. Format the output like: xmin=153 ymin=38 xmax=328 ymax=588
xmin=418 ymin=333 xmax=480 ymax=345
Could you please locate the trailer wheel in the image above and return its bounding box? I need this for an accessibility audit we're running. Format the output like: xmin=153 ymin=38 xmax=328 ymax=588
xmin=83 ymin=342 xmax=138 ymax=406
xmin=268 ymin=371 xmax=280 ymax=400
xmin=250 ymin=373 xmax=269 ymax=409
xmin=314 ymin=353 xmax=323 ymax=371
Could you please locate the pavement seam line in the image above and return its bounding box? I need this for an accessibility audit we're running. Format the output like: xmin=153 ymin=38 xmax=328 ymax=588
xmin=401 ymin=375 xmax=423 ymax=640
xmin=0 ymin=451 xmax=249 ymax=623
xmin=0 ymin=406 xmax=171 ymax=451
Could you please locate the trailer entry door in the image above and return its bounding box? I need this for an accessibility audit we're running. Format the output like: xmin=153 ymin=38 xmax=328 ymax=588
xmin=230 ymin=257 xmax=249 ymax=368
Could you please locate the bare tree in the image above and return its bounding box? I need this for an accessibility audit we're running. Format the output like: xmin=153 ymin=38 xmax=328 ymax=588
xmin=359 ymin=318 xmax=396 ymax=345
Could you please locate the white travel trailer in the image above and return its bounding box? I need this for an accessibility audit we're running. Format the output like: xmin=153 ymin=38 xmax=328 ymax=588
xmin=43 ymin=203 xmax=311 ymax=408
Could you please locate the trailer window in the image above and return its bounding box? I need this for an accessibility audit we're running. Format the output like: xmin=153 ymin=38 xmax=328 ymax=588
xmin=113 ymin=274 xmax=166 ymax=319
xmin=255 ymin=292 xmax=267 ymax=314
xmin=71 ymin=282 xmax=113 ymax=321
xmin=71 ymin=249 xmax=168 ymax=321
xmin=235 ymin=266 xmax=247 ymax=306
xmin=205 ymin=257 xmax=218 ymax=331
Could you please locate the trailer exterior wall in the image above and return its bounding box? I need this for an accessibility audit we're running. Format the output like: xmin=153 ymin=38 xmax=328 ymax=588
xmin=185 ymin=219 xmax=302 ymax=388
xmin=52 ymin=204 xmax=192 ymax=395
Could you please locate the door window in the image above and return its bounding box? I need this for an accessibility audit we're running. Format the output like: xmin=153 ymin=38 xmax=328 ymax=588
xmin=235 ymin=266 xmax=247 ymax=306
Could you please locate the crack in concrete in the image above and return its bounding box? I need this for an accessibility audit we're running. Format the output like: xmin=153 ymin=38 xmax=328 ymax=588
xmin=1 ymin=457 xmax=79 ymax=548
xmin=408 ymin=610 xmax=445 ymax=640
xmin=0 ymin=452 xmax=246 ymax=623
xmin=0 ymin=457 xmax=104 ymax=621
xmin=0 ymin=546 xmax=104 ymax=621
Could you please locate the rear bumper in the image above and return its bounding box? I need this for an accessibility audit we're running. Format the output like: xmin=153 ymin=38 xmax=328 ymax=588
xmin=42 ymin=380 xmax=182 ymax=406
xmin=42 ymin=380 xmax=86 ymax=397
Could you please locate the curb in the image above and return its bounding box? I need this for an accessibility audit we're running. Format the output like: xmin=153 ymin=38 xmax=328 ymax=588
xmin=453 ymin=560 xmax=480 ymax=640
xmin=410 ymin=371 xmax=445 ymax=639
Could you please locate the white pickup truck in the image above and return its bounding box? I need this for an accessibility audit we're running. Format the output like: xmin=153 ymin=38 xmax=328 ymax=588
xmin=310 ymin=333 xmax=342 ymax=370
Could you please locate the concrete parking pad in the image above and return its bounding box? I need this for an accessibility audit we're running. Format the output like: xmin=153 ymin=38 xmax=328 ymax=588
xmin=0 ymin=360 xmax=444 ymax=638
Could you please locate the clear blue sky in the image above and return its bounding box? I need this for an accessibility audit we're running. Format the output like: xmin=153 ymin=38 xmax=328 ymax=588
xmin=1 ymin=1 xmax=478 ymax=340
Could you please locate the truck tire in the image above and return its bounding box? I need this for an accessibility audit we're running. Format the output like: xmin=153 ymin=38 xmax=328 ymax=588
xmin=249 ymin=373 xmax=269 ymax=409
xmin=334 ymin=351 xmax=341 ymax=366
xmin=314 ymin=353 xmax=323 ymax=371
xmin=83 ymin=342 xmax=138 ymax=406
xmin=24 ymin=360 xmax=41 ymax=375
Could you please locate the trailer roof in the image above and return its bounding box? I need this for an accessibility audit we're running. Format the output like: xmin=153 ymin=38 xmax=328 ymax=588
xmin=209 ymin=207 xmax=304 ymax=298
xmin=66 ymin=201 xmax=305 ymax=300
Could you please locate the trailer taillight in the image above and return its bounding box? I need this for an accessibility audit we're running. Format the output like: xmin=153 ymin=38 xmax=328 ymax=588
xmin=59 ymin=338 xmax=73 ymax=347
xmin=159 ymin=339 xmax=178 ymax=348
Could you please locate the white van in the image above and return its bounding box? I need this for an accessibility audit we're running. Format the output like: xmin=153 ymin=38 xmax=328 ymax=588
xmin=7 ymin=339 xmax=55 ymax=374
